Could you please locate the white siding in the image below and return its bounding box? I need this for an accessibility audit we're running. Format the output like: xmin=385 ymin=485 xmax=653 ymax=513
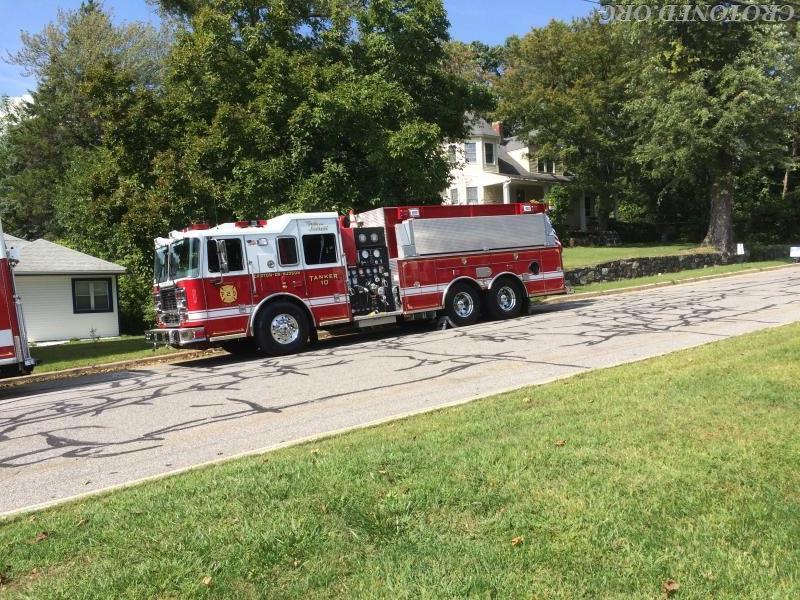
xmin=15 ymin=275 xmax=120 ymax=342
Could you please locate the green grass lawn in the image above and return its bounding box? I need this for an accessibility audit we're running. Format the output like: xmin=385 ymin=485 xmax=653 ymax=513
xmin=562 ymin=243 xmax=708 ymax=269
xmin=2 ymin=325 xmax=799 ymax=598
xmin=571 ymin=260 xmax=791 ymax=294
xmin=29 ymin=336 xmax=181 ymax=373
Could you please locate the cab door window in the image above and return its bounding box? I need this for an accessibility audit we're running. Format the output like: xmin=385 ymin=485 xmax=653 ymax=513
xmin=207 ymin=239 xmax=245 ymax=273
xmin=277 ymin=237 xmax=299 ymax=267
xmin=302 ymin=234 xmax=338 ymax=266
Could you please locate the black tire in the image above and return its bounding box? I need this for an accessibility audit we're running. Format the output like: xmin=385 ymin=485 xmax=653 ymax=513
xmin=486 ymin=276 xmax=526 ymax=320
xmin=0 ymin=363 xmax=33 ymax=378
xmin=444 ymin=281 xmax=482 ymax=327
xmin=254 ymin=301 xmax=311 ymax=356
xmin=219 ymin=338 xmax=259 ymax=355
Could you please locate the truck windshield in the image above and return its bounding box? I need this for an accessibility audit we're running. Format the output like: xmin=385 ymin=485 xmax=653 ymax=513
xmin=154 ymin=239 xmax=201 ymax=283
xmin=154 ymin=246 xmax=169 ymax=283
xmin=169 ymin=238 xmax=201 ymax=280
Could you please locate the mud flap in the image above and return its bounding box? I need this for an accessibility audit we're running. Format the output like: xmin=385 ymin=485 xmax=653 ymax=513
xmin=437 ymin=316 xmax=456 ymax=330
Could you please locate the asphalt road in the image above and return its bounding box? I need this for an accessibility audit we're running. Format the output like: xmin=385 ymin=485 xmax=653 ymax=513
xmin=2 ymin=266 xmax=799 ymax=516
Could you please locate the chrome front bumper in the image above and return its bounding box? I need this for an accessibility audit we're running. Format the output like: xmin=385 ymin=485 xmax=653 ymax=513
xmin=145 ymin=327 xmax=206 ymax=347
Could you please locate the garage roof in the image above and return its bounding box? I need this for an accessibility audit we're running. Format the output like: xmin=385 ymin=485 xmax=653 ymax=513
xmin=4 ymin=236 xmax=125 ymax=275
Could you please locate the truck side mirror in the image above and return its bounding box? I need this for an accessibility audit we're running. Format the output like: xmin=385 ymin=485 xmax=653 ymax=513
xmin=215 ymin=239 xmax=230 ymax=274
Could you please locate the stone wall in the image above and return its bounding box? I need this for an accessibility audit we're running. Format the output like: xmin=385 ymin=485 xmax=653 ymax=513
xmin=748 ymin=244 xmax=794 ymax=261
xmin=564 ymin=253 xmax=742 ymax=287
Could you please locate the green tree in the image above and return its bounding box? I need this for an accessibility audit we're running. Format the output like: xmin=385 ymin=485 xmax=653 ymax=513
xmin=623 ymin=16 xmax=794 ymax=253
xmin=1 ymin=0 xmax=170 ymax=239
xmin=443 ymin=40 xmax=505 ymax=87
xmin=2 ymin=1 xmax=170 ymax=329
xmin=496 ymin=16 xmax=634 ymax=230
xmin=151 ymin=0 xmax=489 ymax=220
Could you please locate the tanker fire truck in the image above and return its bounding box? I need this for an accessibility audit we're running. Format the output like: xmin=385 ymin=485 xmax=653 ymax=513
xmin=0 ymin=222 xmax=36 ymax=377
xmin=146 ymin=203 xmax=566 ymax=356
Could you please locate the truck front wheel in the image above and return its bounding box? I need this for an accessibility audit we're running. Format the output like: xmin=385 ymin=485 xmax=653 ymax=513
xmin=255 ymin=301 xmax=311 ymax=356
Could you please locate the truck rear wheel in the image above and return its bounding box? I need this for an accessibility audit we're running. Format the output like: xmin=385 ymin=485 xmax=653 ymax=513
xmin=444 ymin=281 xmax=481 ymax=327
xmin=486 ymin=277 xmax=525 ymax=320
xmin=255 ymin=301 xmax=310 ymax=356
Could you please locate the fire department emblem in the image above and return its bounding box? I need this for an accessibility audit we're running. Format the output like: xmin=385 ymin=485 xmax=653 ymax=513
xmin=219 ymin=284 xmax=238 ymax=304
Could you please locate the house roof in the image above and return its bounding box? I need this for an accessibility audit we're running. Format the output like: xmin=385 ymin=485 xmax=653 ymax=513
xmin=501 ymin=136 xmax=528 ymax=152
xmin=498 ymin=158 xmax=521 ymax=175
xmin=468 ymin=118 xmax=501 ymax=139
xmin=4 ymin=236 xmax=126 ymax=275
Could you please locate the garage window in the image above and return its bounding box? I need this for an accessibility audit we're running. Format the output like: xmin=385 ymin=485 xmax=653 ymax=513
xmin=72 ymin=278 xmax=113 ymax=314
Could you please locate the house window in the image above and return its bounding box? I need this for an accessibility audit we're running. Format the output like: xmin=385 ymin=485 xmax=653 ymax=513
xmin=447 ymin=145 xmax=458 ymax=164
xmin=302 ymin=234 xmax=338 ymax=265
xmin=277 ymin=237 xmax=299 ymax=267
xmin=450 ymin=188 xmax=459 ymax=204
xmin=207 ymin=239 xmax=245 ymax=273
xmin=516 ymin=189 xmax=526 ymax=202
xmin=466 ymin=187 xmax=479 ymax=204
xmin=72 ymin=278 xmax=113 ymax=314
xmin=484 ymin=143 xmax=496 ymax=165
xmin=465 ymin=142 xmax=477 ymax=164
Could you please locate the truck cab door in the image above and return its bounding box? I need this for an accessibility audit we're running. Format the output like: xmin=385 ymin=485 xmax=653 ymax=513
xmin=298 ymin=218 xmax=350 ymax=324
xmin=204 ymin=236 xmax=253 ymax=332
xmin=245 ymin=228 xmax=307 ymax=299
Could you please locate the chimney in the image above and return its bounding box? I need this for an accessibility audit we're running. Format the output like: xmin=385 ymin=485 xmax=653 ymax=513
xmin=491 ymin=121 xmax=503 ymax=137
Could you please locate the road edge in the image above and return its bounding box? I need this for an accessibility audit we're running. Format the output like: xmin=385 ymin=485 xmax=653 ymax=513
xmin=542 ymin=262 xmax=798 ymax=304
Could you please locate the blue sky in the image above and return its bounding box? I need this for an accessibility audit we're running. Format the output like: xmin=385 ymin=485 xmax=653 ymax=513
xmin=0 ymin=0 xmax=592 ymax=97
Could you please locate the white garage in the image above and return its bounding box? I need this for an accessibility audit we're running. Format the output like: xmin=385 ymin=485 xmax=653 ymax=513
xmin=4 ymin=235 xmax=125 ymax=343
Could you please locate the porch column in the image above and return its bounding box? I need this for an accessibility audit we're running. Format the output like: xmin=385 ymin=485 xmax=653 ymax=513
xmin=580 ymin=192 xmax=587 ymax=231
xmin=502 ymin=181 xmax=511 ymax=204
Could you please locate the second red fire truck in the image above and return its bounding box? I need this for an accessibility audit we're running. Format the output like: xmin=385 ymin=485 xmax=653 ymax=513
xmin=0 ymin=222 xmax=36 ymax=377
xmin=146 ymin=203 xmax=565 ymax=355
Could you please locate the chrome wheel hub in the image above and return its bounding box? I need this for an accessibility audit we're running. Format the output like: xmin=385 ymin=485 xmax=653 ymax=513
xmin=270 ymin=314 xmax=300 ymax=345
xmin=453 ymin=292 xmax=475 ymax=319
xmin=497 ymin=286 xmax=517 ymax=312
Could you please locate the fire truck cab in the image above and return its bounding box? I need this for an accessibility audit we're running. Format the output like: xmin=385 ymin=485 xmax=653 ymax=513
xmin=146 ymin=203 xmax=565 ymax=356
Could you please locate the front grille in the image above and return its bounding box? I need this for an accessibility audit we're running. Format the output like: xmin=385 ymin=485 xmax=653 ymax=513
xmin=162 ymin=313 xmax=181 ymax=327
xmin=160 ymin=288 xmax=178 ymax=311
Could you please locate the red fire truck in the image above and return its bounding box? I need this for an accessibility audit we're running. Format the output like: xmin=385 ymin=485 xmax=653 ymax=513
xmin=146 ymin=203 xmax=565 ymax=356
xmin=0 ymin=222 xmax=36 ymax=377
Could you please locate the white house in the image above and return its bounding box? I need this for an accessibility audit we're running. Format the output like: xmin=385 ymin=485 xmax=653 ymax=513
xmin=443 ymin=119 xmax=596 ymax=231
xmin=4 ymin=235 xmax=125 ymax=343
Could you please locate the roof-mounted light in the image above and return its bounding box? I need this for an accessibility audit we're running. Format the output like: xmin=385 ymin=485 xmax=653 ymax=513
xmin=182 ymin=223 xmax=210 ymax=232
